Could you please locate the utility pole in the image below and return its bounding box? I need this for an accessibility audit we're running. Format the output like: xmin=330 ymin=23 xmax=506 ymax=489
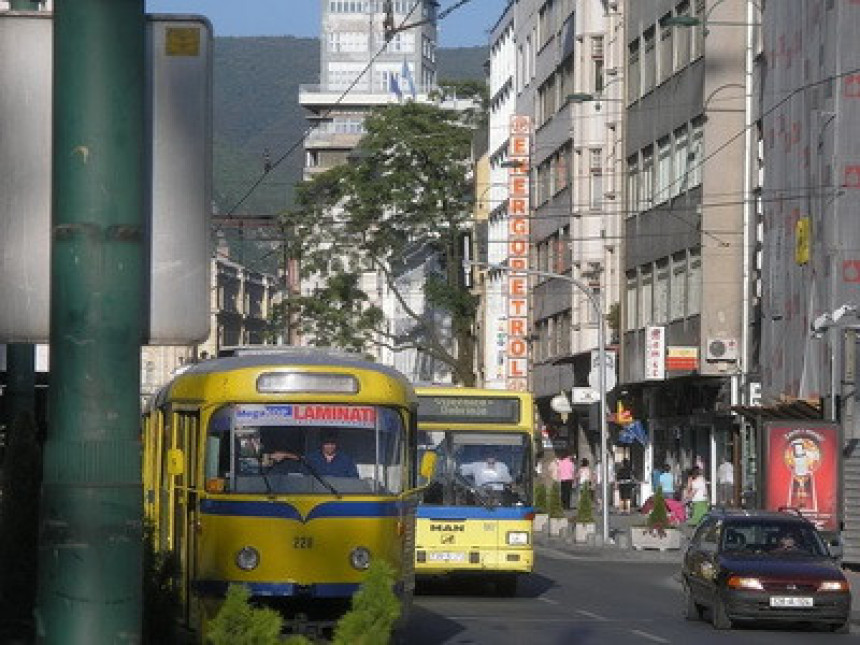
xmin=38 ymin=1 xmax=145 ymax=641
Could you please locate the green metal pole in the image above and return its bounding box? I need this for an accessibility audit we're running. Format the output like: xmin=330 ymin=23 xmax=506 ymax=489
xmin=38 ymin=1 xmax=145 ymax=642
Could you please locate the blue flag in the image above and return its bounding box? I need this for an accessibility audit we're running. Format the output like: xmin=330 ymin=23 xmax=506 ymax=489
xmin=389 ymin=73 xmax=402 ymax=100
xmin=401 ymin=60 xmax=416 ymax=99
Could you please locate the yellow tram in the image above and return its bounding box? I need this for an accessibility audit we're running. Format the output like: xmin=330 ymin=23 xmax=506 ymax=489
xmin=142 ymin=347 xmax=420 ymax=634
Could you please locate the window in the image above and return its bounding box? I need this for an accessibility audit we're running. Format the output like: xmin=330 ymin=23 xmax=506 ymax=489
xmin=558 ymin=54 xmax=575 ymax=107
xmin=592 ymin=36 xmax=604 ymax=92
xmin=658 ymin=15 xmax=673 ymax=84
xmin=589 ymin=148 xmax=603 ymax=210
xmin=692 ymin=0 xmax=706 ymax=60
xmin=640 ymin=146 xmax=654 ymax=208
xmin=640 ymin=266 xmax=653 ymax=327
xmin=689 ymin=117 xmax=705 ymax=187
xmin=642 ymin=27 xmax=656 ymax=95
xmin=670 ymin=253 xmax=687 ymax=319
xmin=626 ymin=272 xmax=638 ymax=329
xmin=628 ymin=39 xmax=640 ymax=103
xmin=675 ymin=1 xmax=691 ymax=70
xmin=655 ymin=259 xmax=670 ymax=324
xmin=656 ymin=137 xmax=671 ymax=203
xmin=627 ymin=157 xmax=639 ymax=215
xmin=672 ymin=126 xmax=689 ymax=196
xmin=688 ymin=249 xmax=702 ymax=316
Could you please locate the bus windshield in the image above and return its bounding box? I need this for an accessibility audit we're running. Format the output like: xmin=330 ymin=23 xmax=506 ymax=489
xmin=418 ymin=430 xmax=532 ymax=508
xmin=204 ymin=403 xmax=405 ymax=495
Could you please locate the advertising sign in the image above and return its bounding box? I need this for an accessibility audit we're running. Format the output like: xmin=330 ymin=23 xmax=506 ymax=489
xmin=644 ymin=325 xmax=665 ymax=380
xmin=763 ymin=421 xmax=841 ymax=531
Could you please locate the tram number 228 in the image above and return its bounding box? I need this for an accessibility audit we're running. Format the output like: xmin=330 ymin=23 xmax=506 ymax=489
xmin=293 ymin=536 xmax=314 ymax=549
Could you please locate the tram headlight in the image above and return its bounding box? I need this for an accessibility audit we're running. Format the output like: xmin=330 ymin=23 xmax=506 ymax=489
xmin=349 ymin=546 xmax=372 ymax=570
xmin=506 ymin=531 xmax=529 ymax=546
xmin=235 ymin=546 xmax=260 ymax=571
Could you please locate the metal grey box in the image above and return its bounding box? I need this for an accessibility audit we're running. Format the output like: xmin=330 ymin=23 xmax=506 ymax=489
xmin=0 ymin=13 xmax=212 ymax=344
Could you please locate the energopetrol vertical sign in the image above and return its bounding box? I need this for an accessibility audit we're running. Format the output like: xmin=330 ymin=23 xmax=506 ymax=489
xmin=506 ymin=115 xmax=531 ymax=391
xmin=763 ymin=421 xmax=841 ymax=532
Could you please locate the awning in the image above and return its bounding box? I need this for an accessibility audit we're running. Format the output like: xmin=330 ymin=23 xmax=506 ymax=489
xmin=732 ymin=397 xmax=822 ymax=421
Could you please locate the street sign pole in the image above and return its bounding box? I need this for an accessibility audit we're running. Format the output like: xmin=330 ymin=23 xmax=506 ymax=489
xmin=467 ymin=261 xmax=611 ymax=543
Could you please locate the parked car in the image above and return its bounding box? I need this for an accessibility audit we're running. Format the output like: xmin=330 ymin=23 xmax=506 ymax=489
xmin=681 ymin=508 xmax=850 ymax=632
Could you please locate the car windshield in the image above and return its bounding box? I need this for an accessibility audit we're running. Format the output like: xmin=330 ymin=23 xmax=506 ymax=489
xmin=417 ymin=430 xmax=532 ymax=508
xmin=204 ymin=403 xmax=405 ymax=495
xmin=721 ymin=520 xmax=828 ymax=557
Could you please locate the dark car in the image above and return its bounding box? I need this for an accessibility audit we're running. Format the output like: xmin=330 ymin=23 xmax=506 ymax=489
xmin=681 ymin=509 xmax=851 ymax=632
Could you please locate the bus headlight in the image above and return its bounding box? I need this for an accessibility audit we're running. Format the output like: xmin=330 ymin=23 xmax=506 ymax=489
xmin=507 ymin=531 xmax=529 ymax=546
xmin=235 ymin=546 xmax=260 ymax=571
xmin=350 ymin=546 xmax=372 ymax=570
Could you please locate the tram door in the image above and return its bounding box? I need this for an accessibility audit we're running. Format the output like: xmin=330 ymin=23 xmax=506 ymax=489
xmin=171 ymin=409 xmax=200 ymax=616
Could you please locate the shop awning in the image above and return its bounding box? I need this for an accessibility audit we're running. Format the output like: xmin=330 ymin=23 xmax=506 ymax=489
xmin=732 ymin=397 xmax=822 ymax=420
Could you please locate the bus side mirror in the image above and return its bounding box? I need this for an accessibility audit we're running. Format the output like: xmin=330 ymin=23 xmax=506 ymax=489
xmin=419 ymin=452 xmax=437 ymax=480
xmin=167 ymin=448 xmax=185 ymax=476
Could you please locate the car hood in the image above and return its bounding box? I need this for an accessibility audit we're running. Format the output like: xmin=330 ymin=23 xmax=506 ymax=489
xmin=719 ymin=555 xmax=845 ymax=580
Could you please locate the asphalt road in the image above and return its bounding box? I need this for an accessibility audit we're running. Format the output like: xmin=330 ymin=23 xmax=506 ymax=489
xmin=404 ymin=545 xmax=859 ymax=644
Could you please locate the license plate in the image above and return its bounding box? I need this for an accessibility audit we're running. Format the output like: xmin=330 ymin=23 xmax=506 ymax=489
xmin=428 ymin=551 xmax=466 ymax=562
xmin=770 ymin=596 xmax=813 ymax=608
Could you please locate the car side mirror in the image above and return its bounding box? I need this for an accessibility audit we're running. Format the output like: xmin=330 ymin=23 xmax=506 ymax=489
xmin=828 ymin=538 xmax=843 ymax=560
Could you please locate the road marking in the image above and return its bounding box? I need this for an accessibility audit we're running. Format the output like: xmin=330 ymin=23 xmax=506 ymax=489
xmin=576 ymin=609 xmax=607 ymax=621
xmin=538 ymin=597 xmax=558 ymax=605
xmin=630 ymin=629 xmax=669 ymax=643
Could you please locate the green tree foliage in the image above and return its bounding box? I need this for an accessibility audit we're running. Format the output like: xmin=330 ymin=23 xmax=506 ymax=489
xmin=0 ymin=412 xmax=41 ymax=641
xmin=332 ymin=560 xmax=401 ymax=645
xmin=647 ymin=485 xmax=671 ymax=536
xmin=575 ymin=483 xmax=595 ymax=525
xmin=205 ymin=584 xmax=285 ymax=645
xmin=286 ymin=102 xmax=479 ymax=384
xmin=548 ymin=481 xmax=565 ymax=519
xmin=533 ymin=482 xmax=548 ymax=514
xmin=142 ymin=523 xmax=180 ymax=644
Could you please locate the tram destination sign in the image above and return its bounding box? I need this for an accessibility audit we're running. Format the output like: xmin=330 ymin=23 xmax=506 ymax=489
xmin=417 ymin=396 xmax=521 ymax=425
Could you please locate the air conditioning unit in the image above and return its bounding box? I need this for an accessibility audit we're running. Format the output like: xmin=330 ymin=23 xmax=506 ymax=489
xmin=706 ymin=337 xmax=738 ymax=362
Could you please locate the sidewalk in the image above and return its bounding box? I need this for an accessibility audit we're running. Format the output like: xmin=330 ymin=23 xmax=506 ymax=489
xmin=534 ymin=509 xmax=860 ymax=624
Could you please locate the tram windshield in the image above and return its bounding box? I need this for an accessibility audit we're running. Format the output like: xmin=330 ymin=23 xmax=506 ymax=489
xmin=418 ymin=431 xmax=532 ymax=508
xmin=204 ymin=403 xmax=405 ymax=495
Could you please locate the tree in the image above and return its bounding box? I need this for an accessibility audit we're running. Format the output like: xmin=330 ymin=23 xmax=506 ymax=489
xmin=284 ymin=102 xmax=479 ymax=385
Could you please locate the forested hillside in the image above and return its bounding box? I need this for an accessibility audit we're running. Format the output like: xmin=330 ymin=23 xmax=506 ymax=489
xmin=213 ymin=37 xmax=487 ymax=218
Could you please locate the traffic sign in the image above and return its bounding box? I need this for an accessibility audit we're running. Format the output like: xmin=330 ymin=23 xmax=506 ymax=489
xmin=571 ymin=387 xmax=600 ymax=404
xmin=588 ymin=349 xmax=617 ymax=393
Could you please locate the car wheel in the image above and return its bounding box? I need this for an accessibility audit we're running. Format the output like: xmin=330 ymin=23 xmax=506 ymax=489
xmin=683 ymin=582 xmax=704 ymax=621
xmin=711 ymin=593 xmax=732 ymax=630
xmin=830 ymin=621 xmax=849 ymax=634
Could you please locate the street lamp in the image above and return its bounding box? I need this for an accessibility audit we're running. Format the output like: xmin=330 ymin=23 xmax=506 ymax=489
xmin=466 ymin=260 xmax=612 ymax=544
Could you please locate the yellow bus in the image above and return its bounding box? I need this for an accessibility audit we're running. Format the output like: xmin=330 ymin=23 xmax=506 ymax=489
xmin=414 ymin=387 xmax=536 ymax=595
xmin=142 ymin=347 xmax=420 ymax=636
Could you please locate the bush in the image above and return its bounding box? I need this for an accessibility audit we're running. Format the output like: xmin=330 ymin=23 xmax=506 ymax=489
xmin=575 ymin=483 xmax=595 ymax=525
xmin=533 ymin=482 xmax=547 ymax=514
xmin=332 ymin=560 xmax=400 ymax=645
xmin=548 ymin=481 xmax=565 ymax=519
xmin=647 ymin=486 xmax=671 ymax=536
xmin=142 ymin=523 xmax=181 ymax=644
xmin=205 ymin=584 xmax=285 ymax=645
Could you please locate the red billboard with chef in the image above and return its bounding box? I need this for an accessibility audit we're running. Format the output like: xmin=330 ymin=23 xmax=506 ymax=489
xmin=764 ymin=421 xmax=841 ymax=531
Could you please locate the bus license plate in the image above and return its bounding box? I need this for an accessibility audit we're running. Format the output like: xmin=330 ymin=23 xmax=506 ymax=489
xmin=770 ymin=596 xmax=813 ymax=608
xmin=428 ymin=552 xmax=465 ymax=562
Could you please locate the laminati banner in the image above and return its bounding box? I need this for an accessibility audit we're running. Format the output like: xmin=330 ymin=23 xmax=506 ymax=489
xmin=506 ymin=115 xmax=531 ymax=391
xmin=763 ymin=421 xmax=841 ymax=531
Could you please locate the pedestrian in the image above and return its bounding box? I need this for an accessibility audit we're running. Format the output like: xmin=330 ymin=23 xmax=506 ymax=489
xmin=616 ymin=458 xmax=634 ymax=513
xmin=658 ymin=463 xmax=675 ymax=499
xmin=685 ymin=466 xmax=709 ymax=526
xmin=717 ymin=456 xmax=734 ymax=506
xmin=558 ymin=452 xmax=576 ymax=509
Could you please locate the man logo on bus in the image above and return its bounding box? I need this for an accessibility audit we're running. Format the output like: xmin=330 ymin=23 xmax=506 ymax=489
xmin=430 ymin=523 xmax=465 ymax=532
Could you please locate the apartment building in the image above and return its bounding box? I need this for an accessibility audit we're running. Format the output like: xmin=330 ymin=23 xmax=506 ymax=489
xmin=621 ymin=0 xmax=750 ymax=497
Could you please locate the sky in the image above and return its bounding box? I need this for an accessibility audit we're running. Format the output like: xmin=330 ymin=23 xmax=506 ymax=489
xmin=144 ymin=0 xmax=504 ymax=47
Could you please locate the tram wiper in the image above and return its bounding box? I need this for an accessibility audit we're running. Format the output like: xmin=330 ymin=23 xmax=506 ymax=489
xmin=298 ymin=455 xmax=342 ymax=499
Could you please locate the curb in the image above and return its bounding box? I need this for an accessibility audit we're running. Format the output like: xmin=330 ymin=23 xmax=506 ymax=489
xmin=535 ymin=535 xmax=684 ymax=563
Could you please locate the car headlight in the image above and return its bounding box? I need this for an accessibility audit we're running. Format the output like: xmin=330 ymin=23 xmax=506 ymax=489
xmin=726 ymin=575 xmax=763 ymax=590
xmin=818 ymin=580 xmax=850 ymax=592
xmin=350 ymin=546 xmax=372 ymax=570
xmin=235 ymin=546 xmax=260 ymax=571
xmin=507 ymin=531 xmax=529 ymax=546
